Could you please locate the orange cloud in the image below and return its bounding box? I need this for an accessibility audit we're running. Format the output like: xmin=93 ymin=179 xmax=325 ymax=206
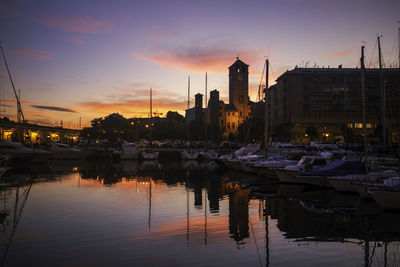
xmin=79 ymin=97 xmax=187 ymax=117
xmin=36 ymin=17 xmax=112 ymax=34
xmin=133 ymin=46 xmax=262 ymax=74
xmin=10 ymin=46 xmax=53 ymax=61
xmin=328 ymin=49 xmax=355 ymax=59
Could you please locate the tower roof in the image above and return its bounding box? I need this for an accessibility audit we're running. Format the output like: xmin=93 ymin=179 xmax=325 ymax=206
xmin=229 ymin=58 xmax=249 ymax=69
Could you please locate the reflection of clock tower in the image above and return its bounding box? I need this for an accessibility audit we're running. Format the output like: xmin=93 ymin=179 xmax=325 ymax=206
xmin=229 ymin=57 xmax=249 ymax=124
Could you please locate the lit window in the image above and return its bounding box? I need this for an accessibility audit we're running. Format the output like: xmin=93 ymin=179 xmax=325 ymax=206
xmin=347 ymin=123 xmax=353 ymax=128
xmin=366 ymin=123 xmax=372 ymax=128
xmin=354 ymin=123 xmax=363 ymax=128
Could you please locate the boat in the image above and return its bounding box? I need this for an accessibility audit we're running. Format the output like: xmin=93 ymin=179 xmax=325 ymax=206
xmin=0 ymin=141 xmax=53 ymax=164
xmin=120 ymin=142 xmax=139 ymax=160
xmin=49 ymin=142 xmax=92 ymax=160
xmin=141 ymin=88 xmax=159 ymax=160
xmin=198 ymin=149 xmax=219 ymax=161
xmin=328 ymin=170 xmax=399 ymax=192
xmin=250 ymin=154 xmax=302 ymax=179
xmin=369 ymin=186 xmax=400 ymax=210
xmin=276 ymin=155 xmax=330 ymax=184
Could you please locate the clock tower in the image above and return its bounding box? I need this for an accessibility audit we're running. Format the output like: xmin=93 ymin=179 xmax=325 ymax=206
xmin=229 ymin=57 xmax=250 ymax=124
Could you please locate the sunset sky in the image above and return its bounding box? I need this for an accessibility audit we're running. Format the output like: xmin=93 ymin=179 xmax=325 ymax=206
xmin=0 ymin=0 xmax=399 ymax=129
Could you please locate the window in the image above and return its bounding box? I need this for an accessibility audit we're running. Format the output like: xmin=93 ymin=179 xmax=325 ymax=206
xmin=239 ymin=111 xmax=242 ymax=117
xmin=354 ymin=123 xmax=363 ymax=128
xmin=219 ymin=112 xmax=222 ymax=117
xmin=232 ymin=123 xmax=235 ymax=129
xmin=227 ymin=122 xmax=230 ymax=129
xmin=237 ymin=68 xmax=240 ymax=73
xmin=228 ymin=112 xmax=230 ymax=116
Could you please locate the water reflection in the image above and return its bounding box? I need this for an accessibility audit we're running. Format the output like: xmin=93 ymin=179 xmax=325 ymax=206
xmin=0 ymin=160 xmax=399 ymax=266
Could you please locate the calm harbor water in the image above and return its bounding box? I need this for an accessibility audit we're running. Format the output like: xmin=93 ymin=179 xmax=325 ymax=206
xmin=0 ymin=160 xmax=399 ymax=266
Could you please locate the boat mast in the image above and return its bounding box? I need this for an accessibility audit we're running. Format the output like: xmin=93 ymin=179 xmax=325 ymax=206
xmin=187 ymin=76 xmax=190 ymax=141
xmin=264 ymin=59 xmax=269 ymax=149
xmin=0 ymin=43 xmax=25 ymax=123
xmin=377 ymin=35 xmax=387 ymax=148
xmin=398 ymin=22 xmax=400 ymax=69
xmin=149 ymin=88 xmax=152 ymax=144
xmin=360 ymin=45 xmax=368 ymax=173
xmin=205 ymin=72 xmax=208 ymax=142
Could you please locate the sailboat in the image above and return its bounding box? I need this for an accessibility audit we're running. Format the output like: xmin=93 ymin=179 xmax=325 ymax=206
xmin=199 ymin=72 xmax=219 ymax=161
xmin=141 ymin=88 xmax=159 ymax=160
xmin=182 ymin=76 xmax=199 ymax=160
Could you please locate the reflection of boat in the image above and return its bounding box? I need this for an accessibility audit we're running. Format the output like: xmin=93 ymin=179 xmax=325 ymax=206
xmin=141 ymin=150 xmax=159 ymax=160
xmin=0 ymin=141 xmax=53 ymax=164
xmin=120 ymin=142 xmax=139 ymax=160
xmin=119 ymin=160 xmax=139 ymax=176
xmin=199 ymin=150 xmax=219 ymax=161
xmin=139 ymin=160 xmax=159 ymax=170
xmin=50 ymin=142 xmax=92 ymax=160
xmin=183 ymin=160 xmax=199 ymax=170
xmin=181 ymin=150 xmax=199 ymax=160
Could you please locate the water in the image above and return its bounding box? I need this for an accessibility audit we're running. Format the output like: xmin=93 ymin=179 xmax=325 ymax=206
xmin=0 ymin=160 xmax=399 ymax=266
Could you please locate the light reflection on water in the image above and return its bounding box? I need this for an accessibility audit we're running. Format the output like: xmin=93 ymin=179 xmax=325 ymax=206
xmin=0 ymin=160 xmax=399 ymax=266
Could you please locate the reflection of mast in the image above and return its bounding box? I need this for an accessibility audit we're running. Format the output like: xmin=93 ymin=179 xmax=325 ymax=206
xmin=204 ymin=189 xmax=208 ymax=246
xmin=364 ymin=240 xmax=370 ymax=267
xmin=1 ymin=182 xmax=32 ymax=265
xmin=186 ymin=187 xmax=190 ymax=247
xmin=148 ymin=178 xmax=152 ymax=232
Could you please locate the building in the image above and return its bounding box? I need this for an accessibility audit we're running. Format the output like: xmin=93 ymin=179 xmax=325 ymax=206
xmin=0 ymin=119 xmax=80 ymax=144
xmin=267 ymin=67 xmax=400 ymax=144
xmin=186 ymin=57 xmax=252 ymax=140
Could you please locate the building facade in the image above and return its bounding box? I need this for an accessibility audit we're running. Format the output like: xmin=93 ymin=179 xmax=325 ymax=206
xmin=267 ymin=67 xmax=400 ymax=144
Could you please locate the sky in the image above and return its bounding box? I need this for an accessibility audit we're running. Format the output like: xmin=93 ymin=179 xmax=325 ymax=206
xmin=0 ymin=0 xmax=399 ymax=129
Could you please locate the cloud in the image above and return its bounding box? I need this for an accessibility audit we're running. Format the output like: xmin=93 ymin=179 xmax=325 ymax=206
xmin=149 ymin=29 xmax=176 ymax=40
xmin=79 ymin=97 xmax=186 ymax=117
xmin=31 ymin=105 xmax=77 ymax=113
xmin=133 ymin=45 xmax=261 ymax=74
xmin=328 ymin=49 xmax=355 ymax=59
xmin=70 ymin=35 xmax=86 ymax=45
xmin=36 ymin=17 xmax=112 ymax=34
xmin=11 ymin=46 xmax=53 ymax=61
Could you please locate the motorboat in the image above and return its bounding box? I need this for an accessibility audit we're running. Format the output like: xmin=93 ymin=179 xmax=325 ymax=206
xmin=120 ymin=142 xmax=139 ymax=160
xmin=0 ymin=141 xmax=53 ymax=164
xmin=250 ymin=154 xmax=302 ymax=179
xmin=276 ymin=156 xmax=330 ymax=184
xmin=50 ymin=142 xmax=92 ymax=160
